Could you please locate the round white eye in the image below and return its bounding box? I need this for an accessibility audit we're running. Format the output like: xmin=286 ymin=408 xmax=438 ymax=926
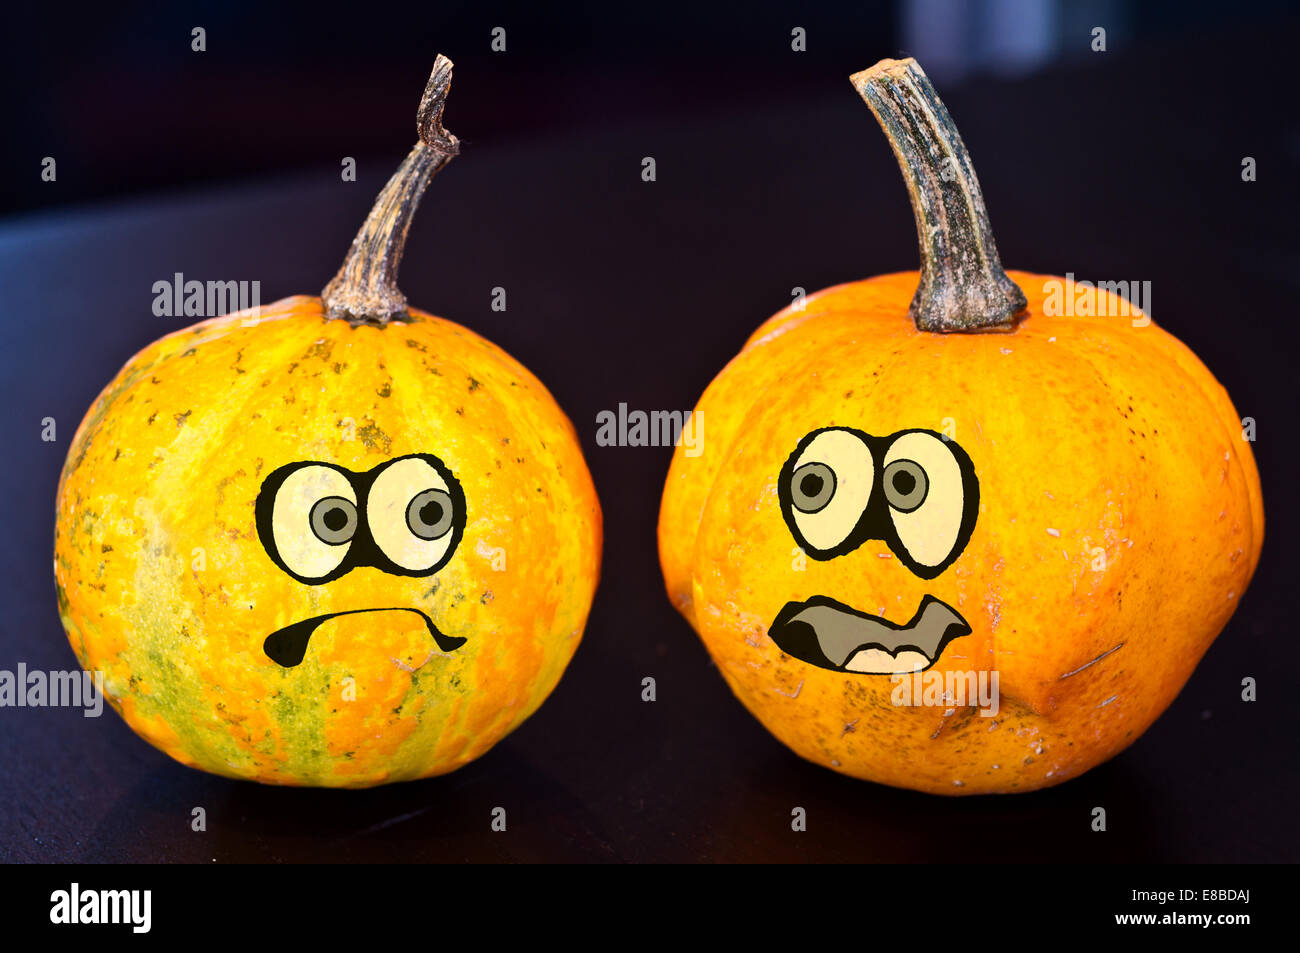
xmin=884 ymin=432 xmax=966 ymax=570
xmin=367 ymin=457 xmax=461 ymax=573
xmin=271 ymin=465 xmax=357 ymax=580
xmin=784 ymin=429 xmax=874 ymax=554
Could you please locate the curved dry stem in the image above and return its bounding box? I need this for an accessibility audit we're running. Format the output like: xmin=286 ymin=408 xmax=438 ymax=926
xmin=851 ymin=58 xmax=1026 ymax=332
xmin=322 ymin=55 xmax=461 ymax=326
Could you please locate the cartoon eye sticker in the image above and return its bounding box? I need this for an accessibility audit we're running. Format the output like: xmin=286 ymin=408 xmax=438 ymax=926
xmin=777 ymin=427 xmax=978 ymax=578
xmin=366 ymin=456 xmax=463 ymax=574
xmin=261 ymin=463 xmax=359 ymax=583
xmin=882 ymin=431 xmax=971 ymax=574
xmin=782 ymin=429 xmax=874 ymax=556
xmin=255 ymin=453 xmax=466 ymax=584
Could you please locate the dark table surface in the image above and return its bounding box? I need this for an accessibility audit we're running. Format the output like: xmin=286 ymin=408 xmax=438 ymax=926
xmin=2 ymin=25 xmax=1298 ymax=863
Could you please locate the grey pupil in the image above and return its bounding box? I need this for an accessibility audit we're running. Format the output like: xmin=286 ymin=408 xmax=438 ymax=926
xmin=884 ymin=460 xmax=928 ymax=510
xmin=791 ymin=462 xmax=835 ymax=512
xmin=310 ymin=497 xmax=356 ymax=544
xmin=408 ymin=489 xmax=453 ymax=539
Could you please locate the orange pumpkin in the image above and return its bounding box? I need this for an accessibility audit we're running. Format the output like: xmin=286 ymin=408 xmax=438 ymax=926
xmin=54 ymin=57 xmax=602 ymax=787
xmin=658 ymin=58 xmax=1262 ymax=794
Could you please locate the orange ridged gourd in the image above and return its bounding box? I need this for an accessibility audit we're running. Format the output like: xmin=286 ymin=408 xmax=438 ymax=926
xmin=658 ymin=59 xmax=1262 ymax=794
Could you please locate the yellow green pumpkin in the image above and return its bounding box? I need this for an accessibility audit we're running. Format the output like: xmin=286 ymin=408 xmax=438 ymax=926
xmin=54 ymin=57 xmax=602 ymax=787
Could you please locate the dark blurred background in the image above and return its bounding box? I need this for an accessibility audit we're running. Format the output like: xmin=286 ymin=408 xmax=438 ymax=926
xmin=3 ymin=1 xmax=1299 ymax=864
xmin=3 ymin=0 xmax=1295 ymax=215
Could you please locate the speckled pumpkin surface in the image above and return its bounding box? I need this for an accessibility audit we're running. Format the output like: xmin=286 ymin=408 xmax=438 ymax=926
xmin=55 ymin=296 xmax=601 ymax=786
xmin=658 ymin=58 xmax=1263 ymax=795
xmin=55 ymin=58 xmax=601 ymax=788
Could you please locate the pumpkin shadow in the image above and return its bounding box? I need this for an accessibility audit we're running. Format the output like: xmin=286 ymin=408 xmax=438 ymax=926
xmin=696 ymin=744 xmax=1171 ymax=863
xmin=81 ymin=738 xmax=623 ymax=863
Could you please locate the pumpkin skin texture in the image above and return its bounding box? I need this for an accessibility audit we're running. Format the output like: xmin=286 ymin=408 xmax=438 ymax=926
xmin=55 ymin=295 xmax=601 ymax=787
xmin=659 ymin=269 xmax=1262 ymax=794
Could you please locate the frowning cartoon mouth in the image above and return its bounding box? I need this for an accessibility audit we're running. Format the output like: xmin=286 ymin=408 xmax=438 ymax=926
xmin=768 ymin=595 xmax=970 ymax=674
xmin=263 ymin=607 xmax=466 ymax=668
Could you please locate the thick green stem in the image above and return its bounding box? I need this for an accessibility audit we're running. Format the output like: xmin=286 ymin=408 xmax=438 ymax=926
xmin=322 ymin=55 xmax=460 ymax=326
xmin=851 ymin=58 xmax=1026 ymax=332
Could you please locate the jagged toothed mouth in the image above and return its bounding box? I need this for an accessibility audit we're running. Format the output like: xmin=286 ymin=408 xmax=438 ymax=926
xmin=262 ymin=607 xmax=465 ymax=668
xmin=768 ymin=594 xmax=971 ymax=674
